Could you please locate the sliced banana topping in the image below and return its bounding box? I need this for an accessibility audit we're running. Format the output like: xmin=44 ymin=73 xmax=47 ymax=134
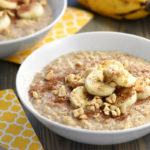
xmin=85 ymin=69 xmax=115 ymax=96
xmin=0 ymin=11 xmax=11 ymax=32
xmin=68 ymin=59 xmax=150 ymax=119
xmin=102 ymin=60 xmax=124 ymax=69
xmin=0 ymin=0 xmax=17 ymax=9
xmin=115 ymin=87 xmax=137 ymax=108
xmin=105 ymin=68 xmax=136 ymax=87
xmin=70 ymin=86 xmax=89 ymax=108
xmin=103 ymin=60 xmax=136 ymax=87
xmin=135 ymin=77 xmax=150 ymax=100
xmin=18 ymin=2 xmax=44 ymax=19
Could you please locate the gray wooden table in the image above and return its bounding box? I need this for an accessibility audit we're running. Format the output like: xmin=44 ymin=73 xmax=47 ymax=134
xmin=1 ymin=0 xmax=150 ymax=149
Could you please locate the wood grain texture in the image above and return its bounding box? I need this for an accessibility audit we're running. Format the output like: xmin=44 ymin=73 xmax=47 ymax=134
xmin=1 ymin=0 xmax=150 ymax=149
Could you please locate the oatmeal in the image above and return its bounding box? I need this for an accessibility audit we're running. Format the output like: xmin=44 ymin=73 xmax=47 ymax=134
xmin=29 ymin=51 xmax=150 ymax=130
xmin=0 ymin=0 xmax=52 ymax=41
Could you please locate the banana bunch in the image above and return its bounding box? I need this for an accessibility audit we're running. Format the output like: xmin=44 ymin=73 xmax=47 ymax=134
xmin=78 ymin=0 xmax=150 ymax=19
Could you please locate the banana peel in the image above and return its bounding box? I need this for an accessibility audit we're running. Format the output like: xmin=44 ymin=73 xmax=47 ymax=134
xmin=78 ymin=0 xmax=150 ymax=20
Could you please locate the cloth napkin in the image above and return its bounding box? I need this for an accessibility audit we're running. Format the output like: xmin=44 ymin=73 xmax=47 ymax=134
xmin=4 ymin=7 xmax=94 ymax=64
xmin=0 ymin=89 xmax=43 ymax=150
xmin=0 ymin=7 xmax=94 ymax=150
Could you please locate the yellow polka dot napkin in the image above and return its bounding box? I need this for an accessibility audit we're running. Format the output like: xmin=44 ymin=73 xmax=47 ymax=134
xmin=4 ymin=7 xmax=94 ymax=64
xmin=0 ymin=89 xmax=43 ymax=150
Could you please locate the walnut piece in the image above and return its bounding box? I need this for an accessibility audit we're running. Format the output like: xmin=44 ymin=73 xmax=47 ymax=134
xmin=65 ymin=74 xmax=84 ymax=88
xmin=103 ymin=105 xmax=110 ymax=116
xmin=45 ymin=71 xmax=54 ymax=80
xmin=86 ymin=96 xmax=103 ymax=111
xmin=106 ymin=93 xmax=116 ymax=104
xmin=58 ymin=86 xmax=66 ymax=97
xmin=110 ymin=105 xmax=121 ymax=117
xmin=103 ymin=103 xmax=121 ymax=118
xmin=32 ymin=91 xmax=39 ymax=99
xmin=72 ymin=107 xmax=87 ymax=120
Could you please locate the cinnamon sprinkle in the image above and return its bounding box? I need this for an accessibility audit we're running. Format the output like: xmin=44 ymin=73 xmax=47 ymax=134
xmin=17 ymin=4 xmax=31 ymax=14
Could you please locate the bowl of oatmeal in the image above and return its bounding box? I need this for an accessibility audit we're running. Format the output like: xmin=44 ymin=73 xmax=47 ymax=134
xmin=16 ymin=32 xmax=150 ymax=145
xmin=0 ymin=0 xmax=67 ymax=58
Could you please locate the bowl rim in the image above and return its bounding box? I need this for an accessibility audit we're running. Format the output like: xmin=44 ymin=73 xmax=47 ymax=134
xmin=16 ymin=31 xmax=150 ymax=134
xmin=0 ymin=0 xmax=67 ymax=45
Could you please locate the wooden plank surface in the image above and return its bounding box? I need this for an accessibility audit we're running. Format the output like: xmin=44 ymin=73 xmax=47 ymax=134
xmin=1 ymin=0 xmax=150 ymax=149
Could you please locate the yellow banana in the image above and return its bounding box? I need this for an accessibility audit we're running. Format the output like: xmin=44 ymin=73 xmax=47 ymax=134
xmin=70 ymin=86 xmax=88 ymax=108
xmin=85 ymin=69 xmax=116 ymax=96
xmin=0 ymin=0 xmax=17 ymax=9
xmin=102 ymin=60 xmax=136 ymax=87
xmin=18 ymin=2 xmax=44 ymax=19
xmin=78 ymin=0 xmax=150 ymax=20
xmin=135 ymin=77 xmax=150 ymax=100
xmin=0 ymin=11 xmax=11 ymax=32
xmin=115 ymin=87 xmax=137 ymax=108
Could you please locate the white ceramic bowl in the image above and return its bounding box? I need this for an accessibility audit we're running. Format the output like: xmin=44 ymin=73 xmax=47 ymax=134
xmin=16 ymin=32 xmax=150 ymax=145
xmin=0 ymin=0 xmax=67 ymax=58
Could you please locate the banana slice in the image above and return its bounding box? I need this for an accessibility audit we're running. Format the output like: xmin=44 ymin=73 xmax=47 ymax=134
xmin=102 ymin=60 xmax=136 ymax=87
xmin=106 ymin=68 xmax=136 ymax=87
xmin=102 ymin=60 xmax=124 ymax=69
xmin=0 ymin=11 xmax=11 ymax=32
xmin=85 ymin=69 xmax=115 ymax=96
xmin=70 ymin=86 xmax=89 ymax=108
xmin=115 ymin=87 xmax=137 ymax=109
xmin=0 ymin=0 xmax=17 ymax=9
xmin=18 ymin=2 xmax=44 ymax=19
xmin=135 ymin=77 xmax=150 ymax=100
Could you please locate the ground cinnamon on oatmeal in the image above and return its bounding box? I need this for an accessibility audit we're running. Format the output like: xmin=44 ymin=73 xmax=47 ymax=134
xmin=29 ymin=51 xmax=150 ymax=130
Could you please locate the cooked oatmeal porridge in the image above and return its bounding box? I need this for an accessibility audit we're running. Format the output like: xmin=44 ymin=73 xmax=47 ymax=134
xmin=29 ymin=51 xmax=150 ymax=130
xmin=0 ymin=0 xmax=52 ymax=41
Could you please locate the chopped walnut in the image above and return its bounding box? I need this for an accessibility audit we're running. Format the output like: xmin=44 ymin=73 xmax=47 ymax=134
xmin=110 ymin=105 xmax=121 ymax=117
xmin=58 ymin=86 xmax=66 ymax=97
xmin=65 ymin=74 xmax=84 ymax=88
xmin=72 ymin=107 xmax=85 ymax=118
xmin=86 ymin=96 xmax=103 ymax=111
xmin=32 ymin=91 xmax=39 ymax=99
xmin=106 ymin=93 xmax=116 ymax=104
xmin=45 ymin=71 xmax=54 ymax=81
xmin=103 ymin=105 xmax=110 ymax=116
xmin=103 ymin=103 xmax=121 ymax=118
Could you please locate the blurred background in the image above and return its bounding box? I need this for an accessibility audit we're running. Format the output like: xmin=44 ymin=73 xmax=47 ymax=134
xmin=68 ymin=0 xmax=150 ymax=39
